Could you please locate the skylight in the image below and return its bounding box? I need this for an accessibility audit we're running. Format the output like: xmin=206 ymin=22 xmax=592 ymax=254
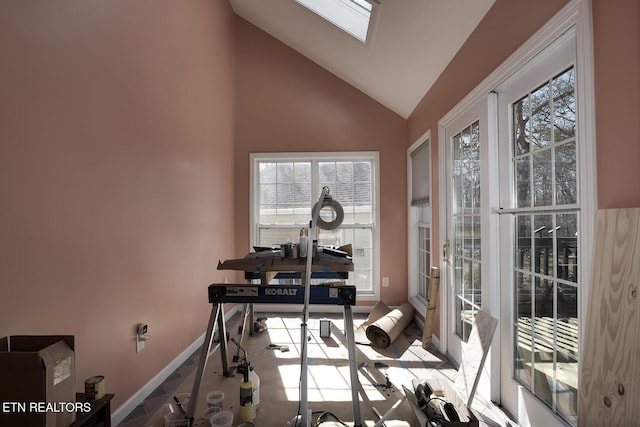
xmin=295 ymin=0 xmax=374 ymax=43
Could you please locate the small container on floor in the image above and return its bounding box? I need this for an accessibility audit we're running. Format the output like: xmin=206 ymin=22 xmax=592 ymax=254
xmin=210 ymin=409 xmax=234 ymax=427
xmin=203 ymin=405 xmax=221 ymax=419
xmin=206 ymin=390 xmax=225 ymax=407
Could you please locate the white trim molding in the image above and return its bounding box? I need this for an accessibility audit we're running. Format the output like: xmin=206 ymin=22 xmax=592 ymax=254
xmin=249 ymin=151 xmax=381 ymax=301
xmin=407 ymin=129 xmax=432 ymax=315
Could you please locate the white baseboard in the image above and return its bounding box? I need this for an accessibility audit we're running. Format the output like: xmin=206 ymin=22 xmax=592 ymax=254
xmin=431 ymin=334 xmax=441 ymax=351
xmin=111 ymin=305 xmax=241 ymax=426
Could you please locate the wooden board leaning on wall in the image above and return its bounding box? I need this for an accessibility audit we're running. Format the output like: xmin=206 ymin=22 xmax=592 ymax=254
xmin=422 ymin=266 xmax=440 ymax=349
xmin=579 ymin=208 xmax=640 ymax=426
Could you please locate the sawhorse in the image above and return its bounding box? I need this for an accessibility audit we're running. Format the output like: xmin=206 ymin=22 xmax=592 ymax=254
xmin=186 ymin=283 xmax=362 ymax=427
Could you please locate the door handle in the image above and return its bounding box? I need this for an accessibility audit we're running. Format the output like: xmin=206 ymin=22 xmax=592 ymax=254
xmin=443 ymin=240 xmax=451 ymax=263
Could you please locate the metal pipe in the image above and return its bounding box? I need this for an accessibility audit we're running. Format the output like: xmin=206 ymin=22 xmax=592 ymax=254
xmin=300 ymin=187 xmax=330 ymax=427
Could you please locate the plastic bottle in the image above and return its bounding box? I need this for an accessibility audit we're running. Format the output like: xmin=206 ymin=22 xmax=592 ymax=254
xmin=250 ymin=367 xmax=260 ymax=416
xmin=299 ymin=229 xmax=308 ymax=258
xmin=238 ymin=364 xmax=254 ymax=423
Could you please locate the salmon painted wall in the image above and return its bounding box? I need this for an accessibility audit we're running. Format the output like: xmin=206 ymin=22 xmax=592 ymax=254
xmin=408 ymin=0 xmax=640 ymax=338
xmin=234 ymin=18 xmax=409 ymax=305
xmin=0 ymin=0 xmax=236 ymax=412
xmin=407 ymin=0 xmax=571 ymax=336
xmin=592 ymin=0 xmax=640 ymax=208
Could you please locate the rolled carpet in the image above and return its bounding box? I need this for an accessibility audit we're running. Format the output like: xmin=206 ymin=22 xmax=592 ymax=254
xmin=365 ymin=303 xmax=415 ymax=348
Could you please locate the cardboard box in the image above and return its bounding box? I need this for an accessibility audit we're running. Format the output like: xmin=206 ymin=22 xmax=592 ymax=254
xmin=0 ymin=336 xmax=75 ymax=427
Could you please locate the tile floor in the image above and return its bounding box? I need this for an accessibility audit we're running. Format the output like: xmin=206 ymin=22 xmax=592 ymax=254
xmin=116 ymin=310 xmax=455 ymax=427
xmin=117 ymin=346 xmax=205 ymax=427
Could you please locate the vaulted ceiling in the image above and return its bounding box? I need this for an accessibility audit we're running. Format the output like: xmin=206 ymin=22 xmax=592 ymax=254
xmin=230 ymin=0 xmax=496 ymax=118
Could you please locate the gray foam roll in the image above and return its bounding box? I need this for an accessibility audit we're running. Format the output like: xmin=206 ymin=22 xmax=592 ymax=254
xmin=312 ymin=197 xmax=344 ymax=230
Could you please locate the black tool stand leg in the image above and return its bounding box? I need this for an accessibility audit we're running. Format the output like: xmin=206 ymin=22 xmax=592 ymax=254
xmin=186 ymin=302 xmax=229 ymax=425
xmin=249 ymin=303 xmax=255 ymax=335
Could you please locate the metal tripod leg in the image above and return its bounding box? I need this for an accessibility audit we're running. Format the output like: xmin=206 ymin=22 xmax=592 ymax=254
xmin=186 ymin=302 xmax=229 ymax=425
xmin=344 ymin=304 xmax=362 ymax=427
xmin=235 ymin=303 xmax=250 ymax=360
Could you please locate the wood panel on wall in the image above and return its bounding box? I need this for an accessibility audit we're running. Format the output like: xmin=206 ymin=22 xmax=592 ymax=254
xmin=579 ymin=208 xmax=640 ymax=426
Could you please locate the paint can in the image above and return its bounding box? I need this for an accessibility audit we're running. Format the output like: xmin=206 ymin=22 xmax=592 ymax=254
xmin=280 ymin=243 xmax=294 ymax=258
xmin=85 ymin=375 xmax=105 ymax=400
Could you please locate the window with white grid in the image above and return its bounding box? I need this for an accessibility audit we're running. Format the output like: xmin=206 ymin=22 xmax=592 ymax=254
xmin=408 ymin=136 xmax=432 ymax=303
xmin=251 ymin=152 xmax=379 ymax=296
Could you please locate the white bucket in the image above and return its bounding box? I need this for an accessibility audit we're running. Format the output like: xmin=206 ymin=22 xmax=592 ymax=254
xmin=210 ymin=409 xmax=234 ymax=427
xmin=203 ymin=405 xmax=221 ymax=419
xmin=206 ymin=390 xmax=225 ymax=407
xmin=250 ymin=369 xmax=260 ymax=408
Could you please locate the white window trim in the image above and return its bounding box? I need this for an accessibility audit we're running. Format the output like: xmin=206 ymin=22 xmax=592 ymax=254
xmin=294 ymin=0 xmax=375 ymax=43
xmin=407 ymin=129 xmax=432 ymax=316
xmin=250 ymin=151 xmax=381 ymax=301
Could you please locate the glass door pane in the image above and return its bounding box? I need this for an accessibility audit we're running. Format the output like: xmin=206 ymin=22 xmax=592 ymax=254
xmin=510 ymin=67 xmax=579 ymax=424
xmin=452 ymin=120 xmax=482 ymax=341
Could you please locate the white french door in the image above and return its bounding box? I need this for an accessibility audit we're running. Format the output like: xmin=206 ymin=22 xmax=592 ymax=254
xmin=496 ymin=31 xmax=581 ymax=426
xmin=441 ymin=96 xmax=499 ymax=402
